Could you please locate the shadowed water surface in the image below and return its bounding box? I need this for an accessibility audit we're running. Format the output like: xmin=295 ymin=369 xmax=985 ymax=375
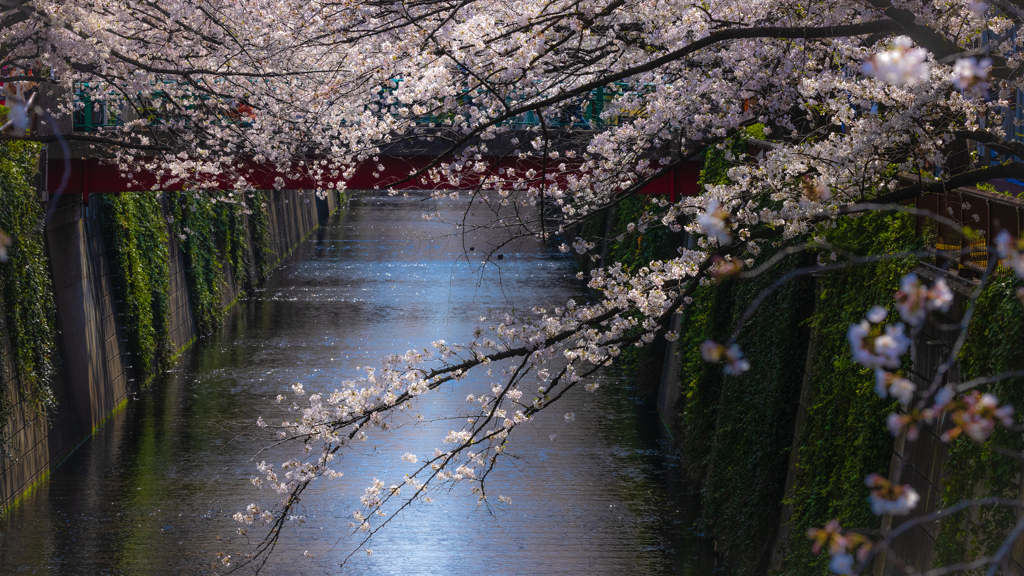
xmin=0 ymin=194 xmax=717 ymax=575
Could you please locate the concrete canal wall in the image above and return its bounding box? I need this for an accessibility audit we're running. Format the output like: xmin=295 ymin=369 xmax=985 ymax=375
xmin=569 ymin=193 xmax=1024 ymax=575
xmin=652 ymin=266 xmax=1024 ymax=575
xmin=0 ymin=189 xmax=341 ymax=513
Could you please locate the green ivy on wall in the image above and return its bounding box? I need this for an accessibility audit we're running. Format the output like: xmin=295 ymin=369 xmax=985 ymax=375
xmin=662 ymin=121 xmax=928 ymax=575
xmin=673 ymin=281 xmax=732 ymax=480
xmin=98 ymin=192 xmax=172 ymax=384
xmin=575 ymin=121 xmax=1014 ymax=575
xmin=99 ymin=187 xmax=280 ymax=383
xmin=247 ymin=190 xmax=274 ymax=281
xmin=571 ymin=127 xmax=816 ymax=574
xmin=776 ymin=212 xmax=923 ymax=576
xmin=0 ymin=140 xmax=58 ymax=442
xmin=168 ymin=191 xmax=261 ymax=335
xmin=575 ymin=170 xmax=815 ymax=573
xmin=665 ymin=210 xmax=922 ymax=575
xmin=671 ymin=123 xmax=767 ymax=491
xmin=685 ymin=252 xmax=815 ymax=575
xmin=698 ymin=124 xmax=766 ymax=189
xmin=169 ymin=192 xmax=225 ymax=335
xmin=602 ymin=195 xmax=681 ymax=389
xmin=935 ymin=270 xmax=1024 ymax=568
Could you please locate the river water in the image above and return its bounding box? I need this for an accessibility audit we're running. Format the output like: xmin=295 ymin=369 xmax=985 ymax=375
xmin=0 ymin=194 xmax=716 ymax=575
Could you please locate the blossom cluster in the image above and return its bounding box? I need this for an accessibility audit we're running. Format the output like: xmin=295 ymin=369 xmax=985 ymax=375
xmin=700 ymin=340 xmax=750 ymax=375
xmin=864 ymin=474 xmax=920 ymax=516
xmin=894 ymin=273 xmax=953 ymax=328
xmin=30 ymin=0 xmax=1013 ymax=568
xmin=861 ymin=36 xmax=931 ymax=86
xmin=807 ymin=520 xmax=873 ymax=576
xmin=847 ymin=273 xmax=1013 ymax=444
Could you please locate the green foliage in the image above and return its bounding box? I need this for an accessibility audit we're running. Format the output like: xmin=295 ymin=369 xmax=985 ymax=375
xmin=592 ymin=181 xmax=814 ymax=574
xmin=637 ymin=121 xmax=929 ymax=574
xmin=169 ymin=190 xmax=270 ymax=334
xmin=214 ymin=199 xmax=248 ymax=285
xmin=666 ymin=208 xmax=923 ymax=576
xmin=778 ymin=212 xmax=924 ymax=576
xmin=167 ymin=191 xmax=246 ymax=335
xmin=603 ymin=195 xmax=679 ymax=382
xmin=98 ymin=192 xmax=172 ymax=384
xmin=673 ymin=282 xmax=732 ymax=482
xmin=581 ymin=122 xmax=1018 ymax=575
xmin=578 ymin=144 xmax=933 ymax=576
xmin=105 ymin=188 xmax=271 ymax=356
xmin=248 ymin=190 xmax=274 ymax=281
xmin=99 ymin=186 xmax=278 ymax=382
xmin=973 ymin=182 xmax=997 ymax=194
xmin=0 ymin=140 xmax=58 ymax=439
xmin=607 ymin=196 xmax=677 ymax=274
xmin=696 ymin=254 xmax=816 ymax=575
xmin=935 ymin=271 xmax=1024 ymax=569
xmin=172 ymin=192 xmax=223 ymax=335
xmin=697 ymin=124 xmax=766 ymax=190
xmin=668 ymin=242 xmax=814 ymax=575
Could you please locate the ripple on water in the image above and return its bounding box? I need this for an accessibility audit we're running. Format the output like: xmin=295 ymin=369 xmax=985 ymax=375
xmin=0 ymin=194 xmax=718 ymax=575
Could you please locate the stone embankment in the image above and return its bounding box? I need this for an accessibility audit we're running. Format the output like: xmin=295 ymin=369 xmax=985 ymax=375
xmin=0 ymin=188 xmax=341 ymax=513
xmin=571 ymin=189 xmax=1024 ymax=575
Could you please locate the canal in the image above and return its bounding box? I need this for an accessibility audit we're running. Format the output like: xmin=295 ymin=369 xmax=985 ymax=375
xmin=0 ymin=194 xmax=716 ymax=575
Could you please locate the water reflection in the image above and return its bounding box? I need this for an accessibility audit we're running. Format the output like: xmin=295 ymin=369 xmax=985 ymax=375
xmin=0 ymin=194 xmax=716 ymax=575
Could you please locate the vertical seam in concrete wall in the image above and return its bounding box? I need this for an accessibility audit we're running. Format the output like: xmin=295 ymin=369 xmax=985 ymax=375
xmin=2 ymin=192 xmax=338 ymax=514
xmin=768 ymin=307 xmax=820 ymax=570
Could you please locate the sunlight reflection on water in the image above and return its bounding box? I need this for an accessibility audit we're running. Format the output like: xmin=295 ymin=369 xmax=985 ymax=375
xmin=0 ymin=193 xmax=717 ymax=575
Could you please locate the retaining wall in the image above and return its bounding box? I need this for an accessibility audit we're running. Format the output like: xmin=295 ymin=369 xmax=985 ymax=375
xmin=0 ymin=189 xmax=340 ymax=512
xmin=652 ymin=265 xmax=1024 ymax=574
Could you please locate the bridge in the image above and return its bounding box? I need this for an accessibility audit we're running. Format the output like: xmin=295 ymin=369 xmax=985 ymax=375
xmin=38 ymin=83 xmax=703 ymax=202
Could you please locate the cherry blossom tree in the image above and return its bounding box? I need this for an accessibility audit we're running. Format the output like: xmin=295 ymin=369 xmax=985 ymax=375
xmin=6 ymin=0 xmax=1024 ymax=572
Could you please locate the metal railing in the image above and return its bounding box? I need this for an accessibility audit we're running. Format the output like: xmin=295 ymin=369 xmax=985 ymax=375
xmin=72 ymin=82 xmax=231 ymax=132
xmin=71 ymin=81 xmax=653 ymax=132
xmin=914 ymin=184 xmax=1024 ymax=275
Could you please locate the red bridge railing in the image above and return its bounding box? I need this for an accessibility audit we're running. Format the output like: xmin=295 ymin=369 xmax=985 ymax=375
xmin=44 ymin=155 xmax=702 ymax=203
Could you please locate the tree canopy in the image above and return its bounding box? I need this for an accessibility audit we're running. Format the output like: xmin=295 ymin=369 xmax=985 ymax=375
xmin=6 ymin=0 xmax=1024 ymax=573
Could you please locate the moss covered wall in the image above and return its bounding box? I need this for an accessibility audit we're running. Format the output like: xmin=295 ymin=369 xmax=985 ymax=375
xmin=577 ymin=174 xmax=1021 ymax=575
xmin=929 ymin=270 xmax=1024 ymax=573
xmin=0 ymin=142 xmax=74 ymax=513
xmin=1 ymin=180 xmax=342 ymax=513
xmin=771 ymin=214 xmax=923 ymax=576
